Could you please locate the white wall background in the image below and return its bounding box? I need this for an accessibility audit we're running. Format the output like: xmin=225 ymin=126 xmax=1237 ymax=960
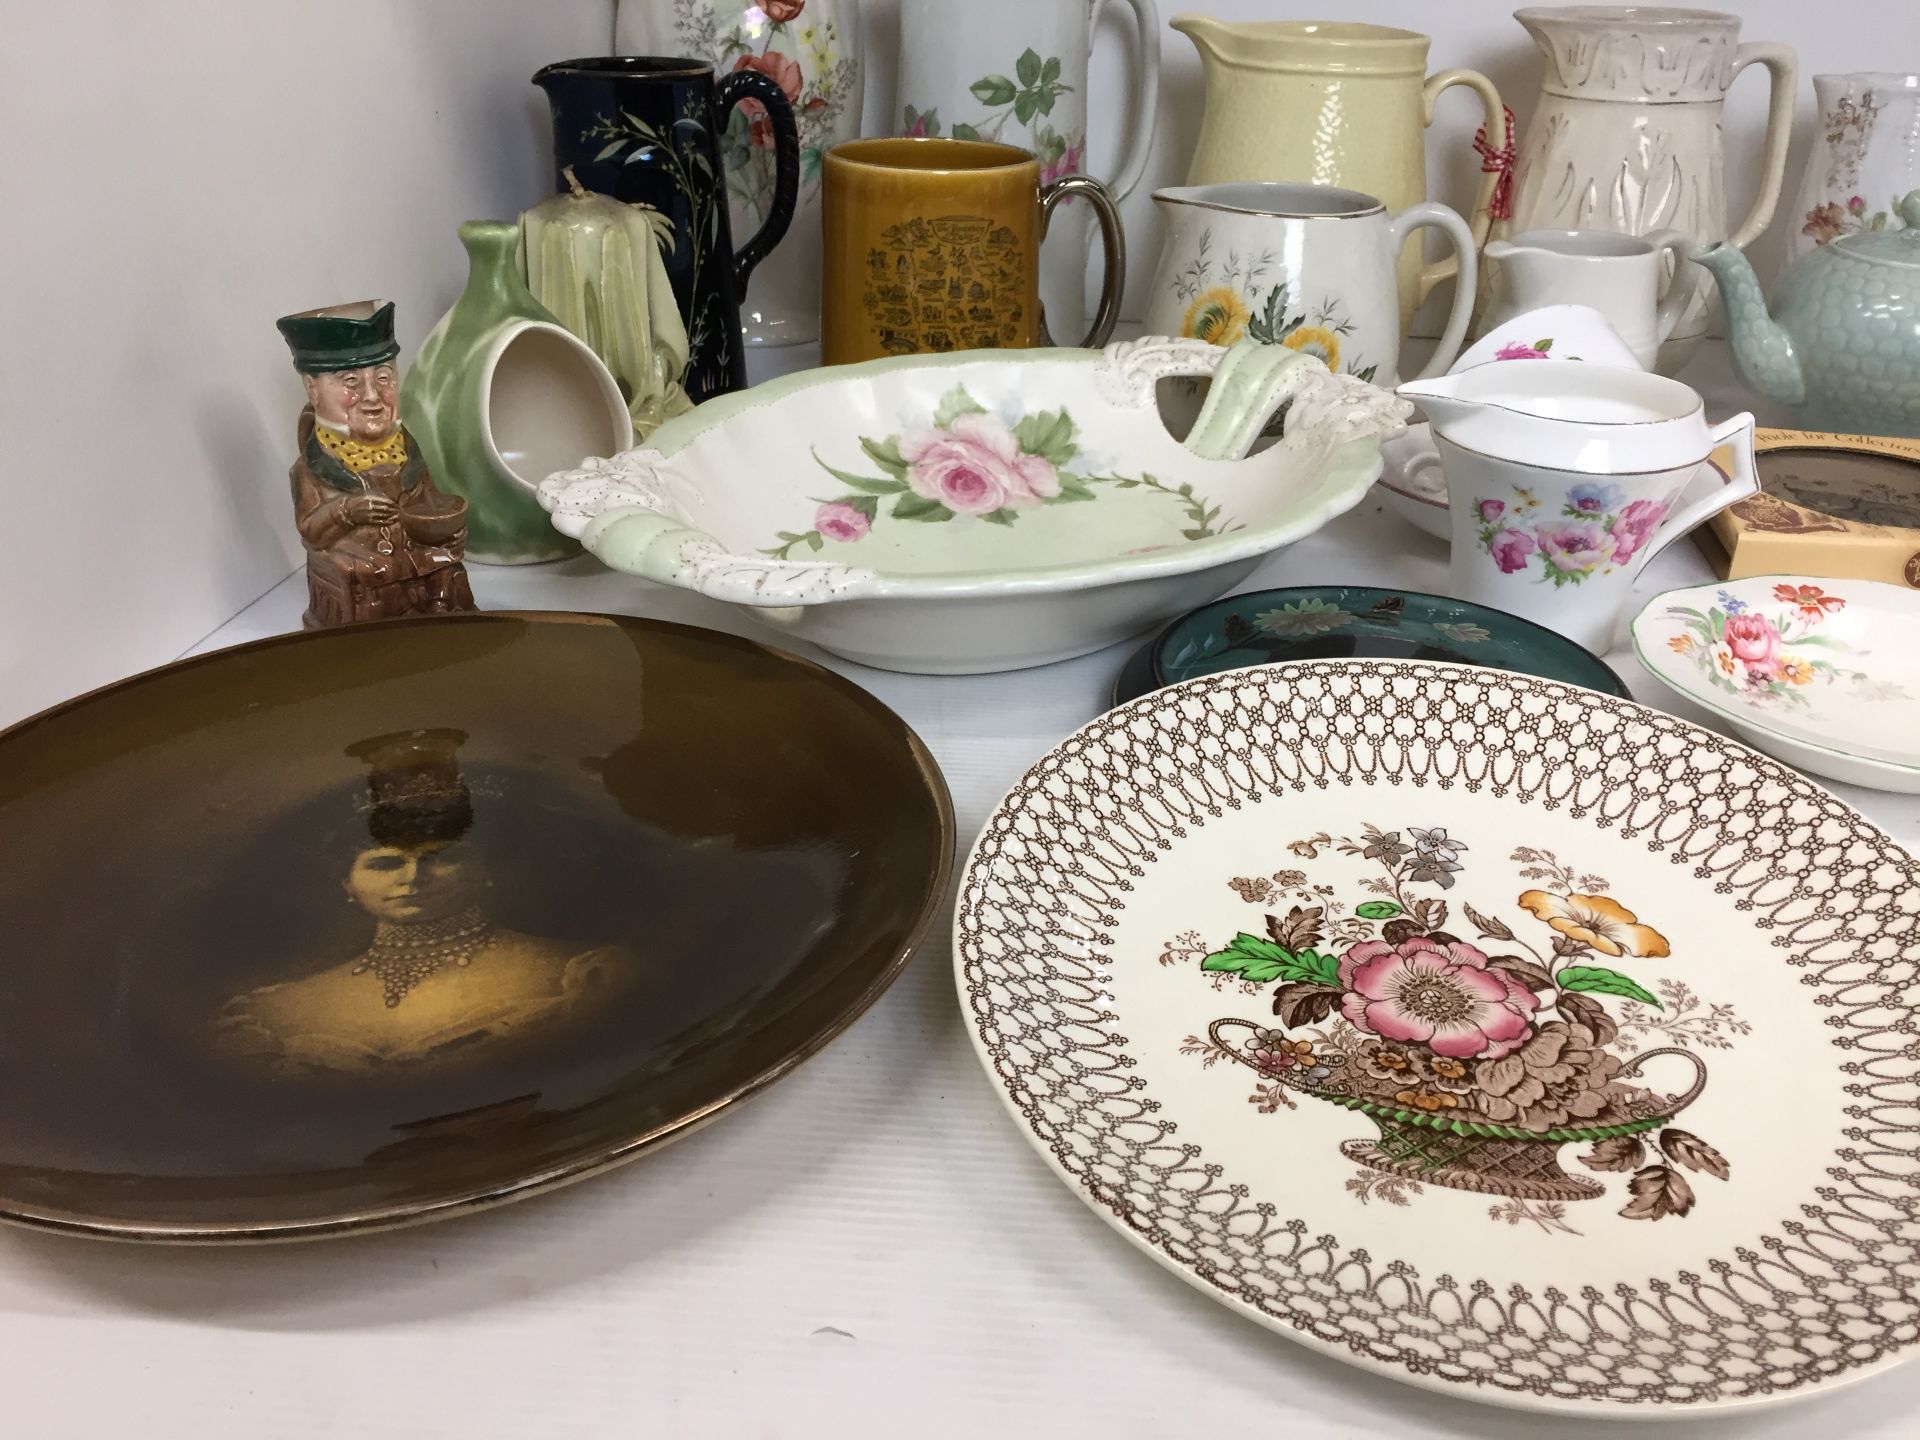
xmin=0 ymin=0 xmax=1902 ymax=724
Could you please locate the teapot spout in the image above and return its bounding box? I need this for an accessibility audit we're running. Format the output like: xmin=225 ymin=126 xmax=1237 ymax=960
xmin=1689 ymin=241 xmax=1806 ymax=406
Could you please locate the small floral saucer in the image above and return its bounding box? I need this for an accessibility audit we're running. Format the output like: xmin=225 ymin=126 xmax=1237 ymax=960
xmin=1632 ymin=575 xmax=1920 ymax=792
xmin=1109 ymin=587 xmax=1628 ymax=705
xmin=957 ymin=659 xmax=1920 ymax=1415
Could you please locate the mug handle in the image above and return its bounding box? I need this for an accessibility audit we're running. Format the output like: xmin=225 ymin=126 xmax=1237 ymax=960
xmin=1644 ymin=228 xmax=1695 ymax=346
xmin=1725 ymin=44 xmax=1799 ymax=250
xmin=1387 ymin=203 xmax=1479 ymax=378
xmin=1640 ymin=414 xmax=1761 ymax=567
xmin=1093 ymin=0 xmax=1162 ymax=203
xmin=1040 ymin=175 xmax=1127 ymax=346
xmin=1419 ymin=69 xmax=1505 ymax=303
xmin=713 ymin=68 xmax=801 ymax=300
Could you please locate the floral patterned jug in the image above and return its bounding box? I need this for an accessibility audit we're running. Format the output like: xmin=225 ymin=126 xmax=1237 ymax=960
xmin=1790 ymin=73 xmax=1920 ymax=258
xmin=896 ymin=0 xmax=1161 ymax=344
xmin=616 ymin=0 xmax=864 ymax=347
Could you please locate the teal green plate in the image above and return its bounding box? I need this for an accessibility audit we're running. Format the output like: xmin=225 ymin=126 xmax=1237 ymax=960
xmin=1113 ymin=587 xmax=1629 ymax=706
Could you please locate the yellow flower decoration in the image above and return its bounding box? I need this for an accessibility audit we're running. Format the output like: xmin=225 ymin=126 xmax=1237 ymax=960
xmin=1518 ymin=891 xmax=1671 ymax=959
xmin=1778 ymin=655 xmax=1816 ymax=685
xmin=1181 ymin=286 xmax=1250 ymax=346
xmin=1282 ymin=324 xmax=1341 ymax=370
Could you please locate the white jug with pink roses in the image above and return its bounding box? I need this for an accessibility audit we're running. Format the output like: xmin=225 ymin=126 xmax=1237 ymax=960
xmin=1397 ymin=362 xmax=1759 ymax=653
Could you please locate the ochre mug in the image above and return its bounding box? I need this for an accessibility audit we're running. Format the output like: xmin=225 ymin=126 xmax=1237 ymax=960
xmin=821 ymin=137 xmax=1124 ymax=365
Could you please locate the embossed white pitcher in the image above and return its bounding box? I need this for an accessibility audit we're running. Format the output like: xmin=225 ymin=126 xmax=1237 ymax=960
xmin=1503 ymin=7 xmax=1795 ymax=372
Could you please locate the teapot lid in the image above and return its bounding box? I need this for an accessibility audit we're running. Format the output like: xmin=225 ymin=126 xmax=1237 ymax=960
xmin=1829 ymin=192 xmax=1920 ymax=264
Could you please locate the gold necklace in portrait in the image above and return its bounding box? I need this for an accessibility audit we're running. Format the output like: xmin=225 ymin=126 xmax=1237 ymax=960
xmin=354 ymin=905 xmax=494 ymax=1008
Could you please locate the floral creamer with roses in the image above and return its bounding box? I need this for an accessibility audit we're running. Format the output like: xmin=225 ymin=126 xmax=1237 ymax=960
xmin=1473 ymin=482 xmax=1668 ymax=587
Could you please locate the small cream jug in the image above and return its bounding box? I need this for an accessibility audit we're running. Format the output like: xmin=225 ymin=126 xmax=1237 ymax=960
xmin=1397 ymin=362 xmax=1759 ymax=652
xmin=1144 ymin=183 xmax=1478 ymax=386
xmin=1171 ymin=17 xmax=1505 ymax=325
xmin=1481 ymin=229 xmax=1691 ymax=370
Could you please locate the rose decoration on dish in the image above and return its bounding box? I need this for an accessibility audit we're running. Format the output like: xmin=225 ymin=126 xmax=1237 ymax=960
xmin=1472 ymin=484 xmax=1669 ymax=587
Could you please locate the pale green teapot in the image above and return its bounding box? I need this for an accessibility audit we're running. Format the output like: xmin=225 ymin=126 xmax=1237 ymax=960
xmin=1691 ymin=191 xmax=1920 ymax=438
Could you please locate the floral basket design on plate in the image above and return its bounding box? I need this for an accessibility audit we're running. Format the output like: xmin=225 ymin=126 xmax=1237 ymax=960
xmin=1662 ymin=582 xmax=1908 ymax=705
xmin=1186 ymin=826 xmax=1729 ymax=1218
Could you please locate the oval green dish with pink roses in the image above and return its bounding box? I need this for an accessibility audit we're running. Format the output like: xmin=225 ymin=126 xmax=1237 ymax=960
xmin=956 ymin=658 xmax=1920 ymax=1415
xmin=538 ymin=339 xmax=1408 ymax=673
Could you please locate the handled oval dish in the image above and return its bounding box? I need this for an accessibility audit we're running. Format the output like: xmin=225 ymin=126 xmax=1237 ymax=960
xmin=539 ymin=338 xmax=1409 ymax=673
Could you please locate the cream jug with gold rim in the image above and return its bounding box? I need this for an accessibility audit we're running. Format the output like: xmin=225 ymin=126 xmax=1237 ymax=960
xmin=1171 ymin=16 xmax=1505 ymax=325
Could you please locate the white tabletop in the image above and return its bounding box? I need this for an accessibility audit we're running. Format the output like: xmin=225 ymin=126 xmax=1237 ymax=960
xmin=4 ymin=344 xmax=1915 ymax=1438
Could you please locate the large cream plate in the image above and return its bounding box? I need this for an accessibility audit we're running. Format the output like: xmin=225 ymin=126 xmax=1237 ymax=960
xmin=955 ymin=659 xmax=1920 ymax=1416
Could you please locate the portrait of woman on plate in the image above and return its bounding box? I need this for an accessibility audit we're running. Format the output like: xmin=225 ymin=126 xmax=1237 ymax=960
xmin=218 ymin=728 xmax=636 ymax=1076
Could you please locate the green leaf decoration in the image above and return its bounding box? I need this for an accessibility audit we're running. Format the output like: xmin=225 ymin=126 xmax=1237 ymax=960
xmin=1055 ymin=471 xmax=1096 ymax=502
xmin=1355 ymin=901 xmax=1403 ymax=919
xmin=981 ymin=508 xmax=1018 ymax=527
xmin=859 ymin=435 xmax=912 ymax=479
xmin=800 ymin=146 xmax=823 ymax=183
xmin=1536 ymin=338 xmax=1554 ymax=352
xmin=902 ymin=105 xmax=919 ymax=128
xmin=933 ymin=384 xmax=988 ymax=429
xmin=593 ymin=140 xmax=625 ymax=161
xmin=1016 ymin=48 xmax=1043 ymax=87
xmin=1036 ymin=87 xmax=1057 ymax=117
xmin=812 ymin=449 xmax=908 ymax=495
xmin=805 ymin=531 xmax=823 ymax=551
xmin=892 ymin=493 xmax=953 ymax=522
xmin=971 ymin=75 xmax=1018 ymax=106
xmin=1012 ymin=409 xmax=1078 ymax=466
xmin=1200 ymin=933 xmax=1290 ymax=984
xmin=1041 ymin=56 xmax=1062 ymax=85
xmin=1559 ymin=966 xmax=1662 ymax=1008
xmin=949 ymin=121 xmax=980 ymax=142
xmin=1014 ymin=89 xmax=1040 ymax=125
xmin=844 ymin=493 xmax=880 ymax=521
xmin=624 ymin=145 xmax=662 ymax=165
xmin=1200 ymin=934 xmax=1340 ymax=987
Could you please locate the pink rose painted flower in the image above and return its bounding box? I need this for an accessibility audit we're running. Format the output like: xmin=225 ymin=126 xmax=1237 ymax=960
xmin=1477 ymin=498 xmax=1505 ymax=523
xmin=1338 ymin=936 xmax=1539 ymax=1060
xmin=899 ymin=413 xmax=1059 ymax=514
xmin=1723 ymin=610 xmax=1783 ymax=669
xmin=1607 ymin=498 xmax=1667 ymax=565
xmin=733 ymin=51 xmax=804 ymax=148
xmin=903 ymin=112 xmax=932 ymax=138
xmin=1496 ymin=341 xmax=1551 ymax=361
xmin=763 ymin=0 xmax=806 ymax=20
xmin=1534 ymin=519 xmax=1614 ymax=575
xmin=1488 ymin=527 xmax=1536 ymax=574
xmin=1040 ymin=138 xmax=1087 ymax=187
xmin=814 ymin=501 xmax=869 ymax=543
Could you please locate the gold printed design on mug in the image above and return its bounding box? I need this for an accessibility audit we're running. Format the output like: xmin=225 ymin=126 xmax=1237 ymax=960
xmin=863 ymin=216 xmax=1025 ymax=354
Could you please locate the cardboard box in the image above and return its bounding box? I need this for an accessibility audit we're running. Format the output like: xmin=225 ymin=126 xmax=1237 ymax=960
xmin=1704 ymin=429 xmax=1920 ymax=586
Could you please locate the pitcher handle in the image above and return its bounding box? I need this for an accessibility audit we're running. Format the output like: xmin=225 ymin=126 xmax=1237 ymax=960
xmin=1419 ymin=69 xmax=1505 ymax=303
xmin=1645 ymin=228 xmax=1695 ymax=345
xmin=713 ymin=68 xmax=801 ymax=299
xmin=1093 ymin=0 xmax=1162 ymax=203
xmin=1040 ymin=175 xmax=1127 ymax=346
xmin=1725 ymin=44 xmax=1799 ymax=250
xmin=1641 ymin=414 xmax=1761 ymax=567
xmin=1388 ymin=203 xmax=1479 ymax=378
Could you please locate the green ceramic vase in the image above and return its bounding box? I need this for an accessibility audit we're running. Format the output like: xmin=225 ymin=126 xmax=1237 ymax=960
xmin=403 ymin=222 xmax=634 ymax=563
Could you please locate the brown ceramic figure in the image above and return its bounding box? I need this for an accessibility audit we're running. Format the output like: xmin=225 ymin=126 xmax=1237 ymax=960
xmin=275 ymin=301 xmax=476 ymax=627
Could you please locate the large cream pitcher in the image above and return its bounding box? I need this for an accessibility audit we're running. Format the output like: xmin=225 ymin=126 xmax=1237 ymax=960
xmin=1171 ymin=17 xmax=1506 ymax=325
